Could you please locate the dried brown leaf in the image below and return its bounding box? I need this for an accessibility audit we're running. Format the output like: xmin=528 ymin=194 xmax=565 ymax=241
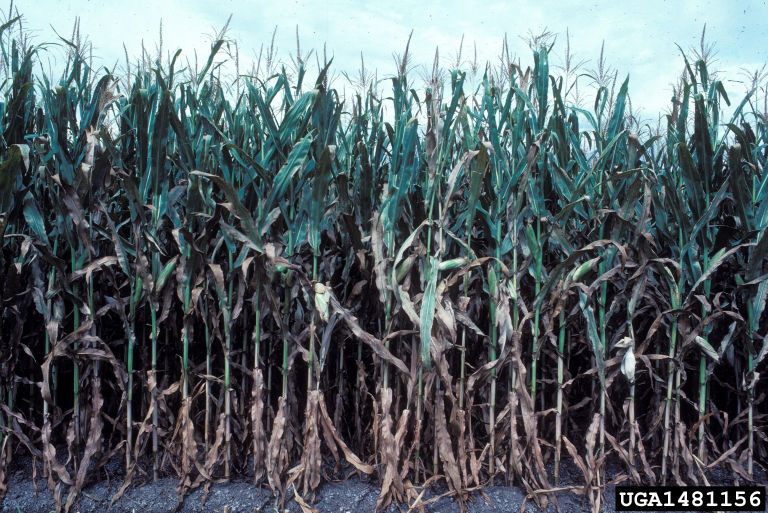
xmin=317 ymin=391 xmax=373 ymax=474
xmin=293 ymin=485 xmax=321 ymax=513
xmin=267 ymin=397 xmax=290 ymax=494
xmin=299 ymin=391 xmax=322 ymax=495
xmin=65 ymin=376 xmax=104 ymax=513
xmin=435 ymin=396 xmax=464 ymax=507
xmin=327 ymin=291 xmax=409 ymax=375
xmin=376 ymin=388 xmax=406 ymax=510
xmin=251 ymin=368 xmax=267 ymax=483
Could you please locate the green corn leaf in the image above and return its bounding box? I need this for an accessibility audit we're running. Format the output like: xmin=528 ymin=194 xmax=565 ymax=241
xmin=606 ymin=76 xmax=629 ymax=140
xmin=752 ymin=279 xmax=768 ymax=331
xmin=208 ymin=263 xmax=229 ymax=311
xmin=553 ymin=195 xmax=590 ymax=226
xmin=694 ymin=336 xmax=719 ymax=361
xmin=487 ymin=266 xmax=498 ymax=298
xmin=466 ymin=144 xmax=488 ymax=234
xmin=525 ymin=224 xmax=540 ymax=258
xmin=392 ymin=221 xmax=431 ymax=286
xmin=155 ymin=256 xmax=179 ymax=294
xmin=167 ymin=103 xmax=196 ymax=172
xmin=23 ymin=191 xmax=48 ymax=245
xmin=192 ymin=171 xmax=263 ymax=252
xmin=278 ymin=90 xmax=318 ymax=145
xmin=680 ymin=179 xmax=728 ymax=261
xmin=310 ymin=145 xmax=334 ymax=254
xmin=728 ymin=144 xmax=752 ymax=232
xmin=747 ymin=227 xmax=768 ymax=282
xmin=581 ymin=299 xmax=604 ymax=386
xmin=686 ymin=243 xmax=746 ymax=305
xmin=438 ymin=257 xmax=467 ymax=271
xmin=420 ymin=255 xmax=439 ymax=370
xmin=441 ymin=149 xmax=478 ymax=218
xmin=265 ymin=134 xmax=313 ymax=215
xmin=224 ymin=142 xmax=270 ymax=183
xmin=693 ymin=93 xmax=714 ymax=187
xmin=571 ymin=257 xmax=600 ymax=283
xmin=533 ymin=240 xmax=617 ymax=310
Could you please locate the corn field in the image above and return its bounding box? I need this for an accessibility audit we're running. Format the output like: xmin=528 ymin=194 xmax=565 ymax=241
xmin=0 ymin=11 xmax=767 ymax=513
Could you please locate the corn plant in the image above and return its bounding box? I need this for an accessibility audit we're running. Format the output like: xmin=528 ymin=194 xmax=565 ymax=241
xmin=0 ymin=14 xmax=766 ymax=513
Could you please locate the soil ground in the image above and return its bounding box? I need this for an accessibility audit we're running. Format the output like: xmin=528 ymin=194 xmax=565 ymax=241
xmin=1 ymin=456 xmax=765 ymax=513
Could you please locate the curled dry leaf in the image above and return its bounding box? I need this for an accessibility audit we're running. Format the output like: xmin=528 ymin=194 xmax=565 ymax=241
xmin=251 ymin=368 xmax=267 ymax=484
xmin=326 ymin=289 xmax=409 ymax=375
xmin=299 ymin=391 xmax=322 ymax=495
xmin=376 ymin=388 xmax=408 ymax=511
xmin=267 ymin=397 xmax=290 ymax=494
xmin=293 ymin=485 xmax=321 ymax=513
xmin=65 ymin=376 xmax=104 ymax=513
xmin=175 ymin=397 xmax=198 ymax=501
xmin=435 ymin=395 xmax=464 ymax=508
xmin=316 ymin=391 xmax=373 ymax=474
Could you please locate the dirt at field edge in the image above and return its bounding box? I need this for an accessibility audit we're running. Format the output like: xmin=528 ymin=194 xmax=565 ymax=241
xmin=1 ymin=474 xmax=594 ymax=513
xmin=0 ymin=459 xmax=589 ymax=513
xmin=1 ymin=456 xmax=765 ymax=513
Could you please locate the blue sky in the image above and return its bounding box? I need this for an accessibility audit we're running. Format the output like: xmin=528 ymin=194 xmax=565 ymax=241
xmin=16 ymin=0 xmax=768 ymax=120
